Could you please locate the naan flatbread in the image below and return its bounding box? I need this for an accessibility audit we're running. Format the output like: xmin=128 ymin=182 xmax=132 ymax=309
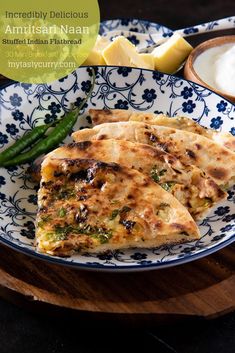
xmin=72 ymin=121 xmax=235 ymax=187
xmin=36 ymin=158 xmax=200 ymax=256
xmin=46 ymin=140 xmax=226 ymax=219
xmin=89 ymin=109 xmax=235 ymax=152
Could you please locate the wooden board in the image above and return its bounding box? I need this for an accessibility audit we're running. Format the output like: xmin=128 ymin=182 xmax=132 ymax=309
xmin=0 ymin=243 xmax=234 ymax=323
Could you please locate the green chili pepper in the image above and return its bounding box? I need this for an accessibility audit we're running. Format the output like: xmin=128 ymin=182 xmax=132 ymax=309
xmin=1 ymin=68 xmax=95 ymax=167
xmin=0 ymin=122 xmax=57 ymax=166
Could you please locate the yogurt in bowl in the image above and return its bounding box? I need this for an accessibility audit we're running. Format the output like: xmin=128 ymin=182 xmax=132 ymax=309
xmin=184 ymin=36 xmax=235 ymax=103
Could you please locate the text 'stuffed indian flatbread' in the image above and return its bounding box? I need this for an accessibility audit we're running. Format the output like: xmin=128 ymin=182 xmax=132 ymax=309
xmin=89 ymin=109 xmax=235 ymax=152
xmin=72 ymin=121 xmax=235 ymax=187
xmin=46 ymin=140 xmax=226 ymax=219
xmin=36 ymin=158 xmax=200 ymax=256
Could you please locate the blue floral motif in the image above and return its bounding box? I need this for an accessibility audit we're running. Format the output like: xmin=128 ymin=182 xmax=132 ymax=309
xmin=75 ymin=97 xmax=88 ymax=110
xmin=139 ymin=260 xmax=153 ymax=265
xmin=223 ymin=214 xmax=235 ymax=222
xmin=212 ymin=234 xmax=225 ymax=241
xmin=181 ymin=246 xmax=197 ymax=254
xmin=130 ymin=252 xmax=147 ymax=260
xmin=162 ymin=32 xmax=173 ymax=38
xmin=183 ymin=27 xmax=199 ymax=35
xmin=44 ymin=114 xmax=56 ymax=124
xmin=6 ymin=166 xmax=18 ymax=172
xmin=85 ymin=262 xmax=104 ymax=266
xmin=0 ymin=56 xmax=235 ymax=270
xmin=0 ymin=132 xmax=8 ymax=145
xmin=9 ymin=93 xmax=22 ymax=107
xmin=182 ymin=100 xmax=196 ymax=113
xmin=48 ymin=102 xmax=61 ymax=115
xmin=28 ymin=194 xmax=37 ymax=205
xmin=117 ymin=67 xmax=132 ymax=77
xmin=142 ymin=89 xmax=157 ymax=103
xmin=12 ymin=110 xmax=24 ymax=121
xmin=86 ymin=115 xmax=92 ymax=124
xmin=0 ymin=192 xmax=5 ymax=200
xmin=216 ymin=100 xmax=227 ymax=112
xmin=87 ymin=67 xmax=99 ymax=77
xmin=227 ymin=190 xmax=234 ymax=201
xmin=181 ymin=87 xmax=193 ymax=99
xmin=6 ymin=123 xmax=19 ymax=136
xmin=21 ymin=83 xmax=32 ymax=90
xmin=121 ymin=19 xmax=129 ymax=26
xmin=81 ymin=80 xmax=92 ymax=93
xmin=58 ymin=76 xmax=68 ymax=82
xmin=220 ymin=224 xmax=233 ymax=232
xmin=152 ymin=71 xmax=164 ymax=81
xmin=97 ymin=252 xmax=113 ymax=261
xmin=215 ymin=206 xmax=230 ymax=216
xmin=230 ymin=127 xmax=235 ymax=136
xmin=20 ymin=221 xmax=35 ymax=239
xmin=114 ymin=99 xmax=129 ymax=110
xmin=127 ymin=35 xmax=140 ymax=46
xmin=0 ymin=176 xmax=6 ymax=186
xmin=129 ymin=27 xmax=139 ymax=32
xmin=210 ymin=116 xmax=223 ymax=129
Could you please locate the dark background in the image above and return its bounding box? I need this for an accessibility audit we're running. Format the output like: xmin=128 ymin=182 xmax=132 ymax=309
xmin=99 ymin=0 xmax=234 ymax=28
xmin=0 ymin=0 xmax=235 ymax=352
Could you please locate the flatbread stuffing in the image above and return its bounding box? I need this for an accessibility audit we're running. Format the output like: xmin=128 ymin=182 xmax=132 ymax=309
xmin=36 ymin=157 xmax=200 ymax=256
xmin=46 ymin=140 xmax=226 ymax=219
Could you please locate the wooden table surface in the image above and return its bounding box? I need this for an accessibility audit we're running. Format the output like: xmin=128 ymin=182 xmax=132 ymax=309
xmin=0 ymin=1 xmax=235 ymax=352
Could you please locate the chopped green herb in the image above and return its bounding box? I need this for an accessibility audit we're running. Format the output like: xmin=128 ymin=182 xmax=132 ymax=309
xmin=110 ymin=206 xmax=131 ymax=220
xmin=110 ymin=199 xmax=119 ymax=204
xmin=37 ymin=215 xmax=52 ymax=228
xmin=120 ymin=206 xmax=131 ymax=213
xmin=56 ymin=188 xmax=76 ymax=200
xmin=58 ymin=208 xmax=67 ymax=217
xmin=42 ymin=215 xmax=52 ymax=222
xmin=110 ymin=209 xmax=119 ymax=220
xmin=78 ymin=225 xmax=113 ymax=244
xmin=45 ymin=232 xmax=67 ymax=242
xmin=52 ymin=224 xmax=113 ymax=244
xmin=204 ymin=197 xmax=212 ymax=207
xmin=54 ymin=225 xmax=73 ymax=237
xmin=151 ymin=166 xmax=160 ymax=182
xmin=150 ymin=166 xmax=167 ymax=183
xmin=161 ymin=182 xmax=176 ymax=191
xmin=91 ymin=231 xmax=113 ymax=244
xmin=221 ymin=183 xmax=230 ymax=192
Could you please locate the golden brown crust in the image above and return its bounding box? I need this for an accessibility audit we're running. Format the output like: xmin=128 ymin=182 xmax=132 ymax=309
xmin=46 ymin=140 xmax=226 ymax=219
xmin=36 ymin=157 xmax=200 ymax=256
xmin=72 ymin=121 xmax=235 ymax=186
xmin=89 ymin=109 xmax=132 ymax=125
xmin=89 ymin=109 xmax=235 ymax=152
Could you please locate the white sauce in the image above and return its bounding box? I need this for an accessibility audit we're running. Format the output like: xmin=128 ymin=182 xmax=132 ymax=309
xmin=193 ymin=43 xmax=235 ymax=96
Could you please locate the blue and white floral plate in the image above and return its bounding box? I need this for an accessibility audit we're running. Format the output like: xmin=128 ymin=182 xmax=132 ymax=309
xmin=0 ymin=19 xmax=234 ymax=272
xmin=100 ymin=18 xmax=172 ymax=50
xmin=0 ymin=65 xmax=235 ymax=271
